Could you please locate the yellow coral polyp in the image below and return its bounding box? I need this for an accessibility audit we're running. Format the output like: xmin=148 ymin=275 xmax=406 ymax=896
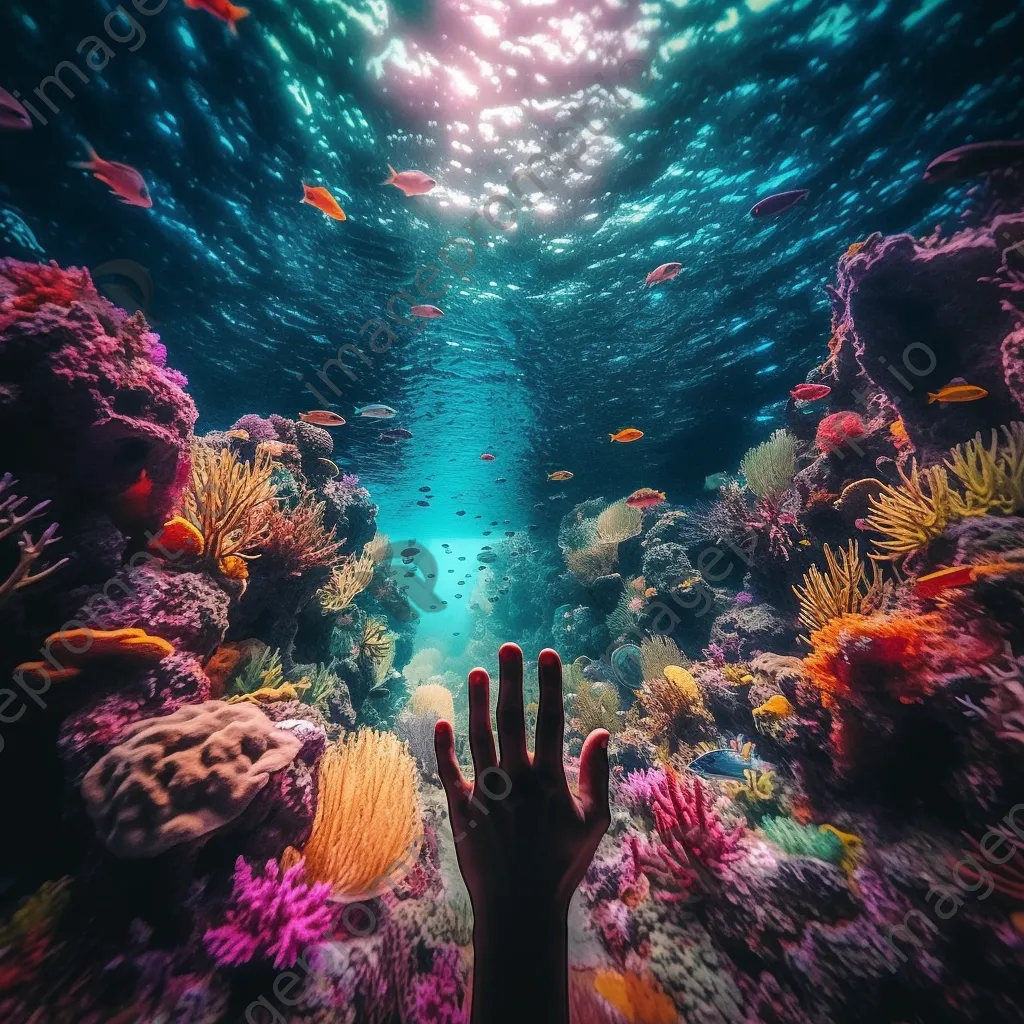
xmin=218 ymin=554 xmax=249 ymax=580
xmin=663 ymin=665 xmax=703 ymax=706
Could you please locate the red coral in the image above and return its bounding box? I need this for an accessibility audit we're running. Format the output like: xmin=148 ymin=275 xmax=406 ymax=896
xmin=0 ymin=261 xmax=94 ymax=314
xmin=815 ymin=411 xmax=867 ymax=455
xmin=625 ymin=768 xmax=744 ymax=902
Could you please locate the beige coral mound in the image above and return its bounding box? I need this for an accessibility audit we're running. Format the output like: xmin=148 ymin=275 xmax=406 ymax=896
xmin=407 ymin=683 xmax=456 ymax=722
xmin=295 ymin=729 xmax=421 ymax=899
xmin=81 ymin=702 xmax=302 ymax=858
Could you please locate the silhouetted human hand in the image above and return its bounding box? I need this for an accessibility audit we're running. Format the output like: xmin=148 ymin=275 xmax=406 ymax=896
xmin=434 ymin=643 xmax=611 ymax=1024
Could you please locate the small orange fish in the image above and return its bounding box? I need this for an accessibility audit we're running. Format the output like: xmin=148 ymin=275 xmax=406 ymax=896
xmin=71 ymin=140 xmax=152 ymax=208
xmin=625 ymin=487 xmax=665 ymax=508
xmin=548 ymin=470 xmax=574 ymax=481
xmin=609 ymin=428 xmax=644 ymax=443
xmin=183 ymin=0 xmax=250 ymax=34
xmin=300 ymin=410 xmax=346 ymax=427
xmin=301 ymin=184 xmax=346 ymax=221
xmin=914 ymin=562 xmax=1024 ymax=599
xmin=927 ymin=383 xmax=988 ymax=404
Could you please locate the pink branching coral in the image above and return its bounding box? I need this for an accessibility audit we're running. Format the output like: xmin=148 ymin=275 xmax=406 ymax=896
xmin=623 ymin=768 xmax=744 ymax=902
xmin=744 ymin=496 xmax=800 ymax=561
xmin=204 ymin=857 xmax=334 ymax=969
xmin=412 ymin=946 xmax=469 ymax=1024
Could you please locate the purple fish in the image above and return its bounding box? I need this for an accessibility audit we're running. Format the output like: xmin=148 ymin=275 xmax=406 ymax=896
xmin=924 ymin=140 xmax=1024 ymax=184
xmin=750 ymin=189 xmax=810 ymax=218
xmin=0 ymin=87 xmax=32 ymax=131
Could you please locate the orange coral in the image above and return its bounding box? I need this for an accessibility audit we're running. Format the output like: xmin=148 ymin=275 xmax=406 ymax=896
xmin=15 ymin=628 xmax=174 ymax=685
xmin=594 ymin=969 xmax=678 ymax=1024
xmin=149 ymin=516 xmax=205 ymax=558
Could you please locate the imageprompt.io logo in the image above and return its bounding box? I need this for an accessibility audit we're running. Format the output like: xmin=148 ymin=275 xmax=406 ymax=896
xmin=90 ymin=259 xmax=155 ymax=320
xmin=385 ymin=540 xmax=446 ymax=614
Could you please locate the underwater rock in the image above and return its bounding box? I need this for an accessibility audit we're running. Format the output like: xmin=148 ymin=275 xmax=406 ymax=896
xmin=553 ymin=603 xmax=609 ymax=663
xmin=829 ymin=215 xmax=1024 ymax=461
xmin=322 ymin=475 xmax=379 ymax=556
xmin=72 ymin=564 xmax=231 ymax=658
xmin=1003 ymin=323 xmax=1024 ymax=413
xmin=0 ymin=260 xmax=196 ymax=529
xmin=80 ymin=701 xmax=302 ymax=858
xmin=709 ymin=603 xmax=799 ymax=660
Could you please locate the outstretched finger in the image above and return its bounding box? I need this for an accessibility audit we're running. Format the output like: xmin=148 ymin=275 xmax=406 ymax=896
xmin=434 ymin=720 xmax=470 ymax=815
xmin=578 ymin=728 xmax=611 ymax=829
xmin=496 ymin=643 xmax=529 ymax=771
xmin=534 ymin=648 xmax=566 ymax=773
xmin=467 ymin=666 xmax=497 ymax=777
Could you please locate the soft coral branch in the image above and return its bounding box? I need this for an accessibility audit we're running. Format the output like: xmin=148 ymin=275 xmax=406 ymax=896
xmin=0 ymin=474 xmax=69 ymax=607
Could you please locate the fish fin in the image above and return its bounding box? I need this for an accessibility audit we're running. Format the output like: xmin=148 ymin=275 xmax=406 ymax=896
xmin=927 ymin=392 xmax=938 ymax=404
xmin=383 ymin=163 xmax=397 ymax=185
xmin=231 ymin=3 xmax=251 ymax=19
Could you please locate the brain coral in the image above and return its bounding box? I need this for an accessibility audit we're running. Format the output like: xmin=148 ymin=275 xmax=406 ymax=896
xmin=81 ymin=702 xmax=302 ymax=858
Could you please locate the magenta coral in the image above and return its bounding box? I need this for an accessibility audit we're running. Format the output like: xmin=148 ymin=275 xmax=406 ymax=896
xmin=204 ymin=857 xmax=334 ymax=969
xmin=412 ymin=945 xmax=469 ymax=1024
xmin=624 ymin=768 xmax=744 ymax=902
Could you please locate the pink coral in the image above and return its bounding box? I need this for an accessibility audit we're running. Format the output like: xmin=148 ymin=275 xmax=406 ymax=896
xmin=0 ymin=260 xmax=92 ymax=314
xmin=412 ymin=945 xmax=469 ymax=1024
xmin=815 ymin=411 xmax=867 ymax=455
xmin=624 ymin=768 xmax=744 ymax=902
xmin=204 ymin=857 xmax=334 ymax=969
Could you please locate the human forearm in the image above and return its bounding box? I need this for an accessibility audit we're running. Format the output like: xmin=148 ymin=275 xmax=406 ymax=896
xmin=470 ymin=900 xmax=570 ymax=1024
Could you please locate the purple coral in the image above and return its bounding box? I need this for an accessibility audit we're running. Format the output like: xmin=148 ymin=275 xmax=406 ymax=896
xmin=623 ymin=768 xmax=744 ymax=902
xmin=0 ymin=473 xmax=69 ymax=606
xmin=204 ymin=857 xmax=334 ymax=969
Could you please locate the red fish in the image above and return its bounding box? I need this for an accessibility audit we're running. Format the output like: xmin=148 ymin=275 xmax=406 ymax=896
xmin=71 ymin=141 xmax=152 ymax=208
xmin=383 ymin=165 xmax=437 ymax=196
xmin=301 ymin=184 xmax=346 ymax=221
xmin=750 ymin=189 xmax=809 ymax=218
xmin=480 ymin=453 xmax=496 ymax=461
xmin=183 ymin=0 xmax=250 ymax=34
xmin=790 ymin=383 xmax=831 ymax=402
xmin=625 ymin=488 xmax=666 ymax=509
xmin=300 ymin=410 xmax=346 ymax=427
xmin=410 ymin=304 xmax=444 ymax=318
xmin=644 ymin=262 xmax=682 ymax=288
xmin=915 ymin=562 xmax=1024 ymax=599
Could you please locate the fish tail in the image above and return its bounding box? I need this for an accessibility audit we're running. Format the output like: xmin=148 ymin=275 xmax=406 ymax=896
xmin=183 ymin=0 xmax=201 ymax=7
xmin=383 ymin=163 xmax=397 ymax=185
xmin=927 ymin=392 xmax=938 ymax=404
xmin=69 ymin=136 xmax=98 ymax=169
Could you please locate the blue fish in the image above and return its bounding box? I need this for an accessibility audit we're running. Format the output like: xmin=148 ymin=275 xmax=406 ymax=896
xmin=687 ymin=748 xmax=771 ymax=782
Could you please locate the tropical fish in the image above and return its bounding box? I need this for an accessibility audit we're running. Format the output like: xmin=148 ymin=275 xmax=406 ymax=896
xmin=914 ymin=562 xmax=1024 ymax=599
xmin=0 ymin=87 xmax=32 ymax=131
xmin=645 ymin=262 xmax=682 ymax=288
xmin=410 ymin=304 xmax=444 ymax=318
xmin=688 ymin=748 xmax=772 ymax=782
xmin=71 ymin=140 xmax=152 ymax=208
xmin=318 ymin=458 xmax=340 ymax=477
xmin=495 ymin=477 xmax=507 ymax=483
xmin=380 ymin=427 xmax=413 ymax=440
xmin=183 ymin=0 xmax=250 ymax=34
xmin=456 ymin=510 xmax=466 ymax=516
xmin=115 ymin=469 xmax=154 ymax=520
xmin=609 ymin=428 xmax=644 ymax=443
xmin=355 ymin=404 xmax=397 ymax=418
xmin=367 ymin=684 xmax=390 ymax=699
xmin=625 ymin=487 xmax=666 ymax=509
xmin=480 ymin=453 xmax=496 ymax=461
xmin=301 ymin=184 xmax=346 ymax=221
xmin=927 ymin=382 xmax=988 ymax=404
xmin=890 ymin=418 xmax=908 ymax=442
xmin=798 ymin=539 xmax=812 ymax=547
xmin=418 ymin=486 xmax=431 ymax=492
xmin=548 ymin=470 xmax=573 ymax=481
xmin=924 ymin=140 xmax=1024 ymax=183
xmin=383 ymin=165 xmax=437 ymax=196
xmin=790 ymin=383 xmax=831 ymax=402
xmin=300 ymin=410 xmax=346 ymax=427
xmin=750 ymin=189 xmax=809 ymax=218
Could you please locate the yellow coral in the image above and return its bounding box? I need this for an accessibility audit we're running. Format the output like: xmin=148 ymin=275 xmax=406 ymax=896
xmin=407 ymin=683 xmax=455 ymax=722
xmin=573 ymin=679 xmax=621 ymax=735
xmin=292 ymin=730 xmax=421 ymax=899
xmin=318 ymin=552 xmax=375 ymax=612
xmin=225 ymin=681 xmax=310 ymax=705
xmin=721 ymin=664 xmax=754 ymax=685
xmin=819 ymin=823 xmax=865 ymax=875
xmin=364 ymin=532 xmax=392 ymax=564
xmin=178 ymin=443 xmax=278 ymax=564
xmin=564 ymin=542 xmax=619 ymax=582
xmin=636 ymin=665 xmax=711 ymax=743
xmin=792 ymin=540 xmax=892 ymax=641
xmin=596 ymin=500 xmax=644 ymax=544
xmin=594 ymin=969 xmax=678 ymax=1024
xmin=640 ymin=634 xmax=688 ymax=682
xmin=360 ymin=617 xmax=397 ymax=684
xmin=740 ymin=428 xmax=797 ymax=499
xmin=218 ymin=554 xmax=249 ymax=580
xmin=752 ymin=694 xmax=794 ymax=719
xmin=722 ymin=768 xmax=775 ymax=805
